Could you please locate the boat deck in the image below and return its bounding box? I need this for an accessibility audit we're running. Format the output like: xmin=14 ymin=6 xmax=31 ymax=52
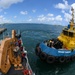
xmin=1 ymin=58 xmax=27 ymax=75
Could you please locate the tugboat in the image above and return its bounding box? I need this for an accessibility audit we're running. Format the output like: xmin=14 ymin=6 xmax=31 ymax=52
xmin=35 ymin=7 xmax=75 ymax=64
xmin=0 ymin=30 xmax=35 ymax=75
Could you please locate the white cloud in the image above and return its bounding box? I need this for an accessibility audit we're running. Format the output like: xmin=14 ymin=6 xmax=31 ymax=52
xmin=37 ymin=14 xmax=62 ymax=22
xmin=61 ymin=10 xmax=71 ymax=22
xmin=64 ymin=13 xmax=71 ymax=22
xmin=27 ymin=19 xmax=32 ymax=22
xmin=47 ymin=13 xmax=54 ymax=17
xmin=38 ymin=14 xmax=44 ymax=18
xmin=71 ymin=3 xmax=75 ymax=12
xmin=37 ymin=15 xmax=46 ymax=21
xmin=55 ymin=0 xmax=70 ymax=10
xmin=0 ymin=15 xmax=12 ymax=24
xmin=55 ymin=3 xmax=66 ymax=9
xmin=20 ymin=11 xmax=28 ymax=15
xmin=47 ymin=17 xmax=55 ymax=21
xmin=38 ymin=17 xmax=46 ymax=22
xmin=55 ymin=0 xmax=75 ymax=23
xmin=32 ymin=10 xmax=36 ymax=13
xmin=0 ymin=0 xmax=24 ymax=9
xmin=55 ymin=15 xmax=63 ymax=21
xmin=61 ymin=10 xmax=65 ymax=13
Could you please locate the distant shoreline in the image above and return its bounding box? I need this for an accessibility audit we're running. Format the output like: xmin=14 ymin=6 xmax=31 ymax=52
xmin=0 ymin=23 xmax=65 ymax=26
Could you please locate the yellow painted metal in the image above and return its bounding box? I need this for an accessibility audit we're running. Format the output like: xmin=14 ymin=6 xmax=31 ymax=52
xmin=58 ymin=7 xmax=75 ymax=50
xmin=58 ymin=33 xmax=75 ymax=50
xmin=0 ymin=30 xmax=23 ymax=74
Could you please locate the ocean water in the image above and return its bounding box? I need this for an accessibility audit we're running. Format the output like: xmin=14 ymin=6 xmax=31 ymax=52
xmin=0 ymin=23 xmax=75 ymax=75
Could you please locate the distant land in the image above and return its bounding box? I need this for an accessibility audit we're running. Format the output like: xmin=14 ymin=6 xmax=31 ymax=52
xmin=0 ymin=23 xmax=65 ymax=26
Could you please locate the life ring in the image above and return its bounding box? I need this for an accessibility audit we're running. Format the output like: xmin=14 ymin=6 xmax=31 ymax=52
xmin=35 ymin=47 xmax=41 ymax=56
xmin=71 ymin=55 xmax=75 ymax=61
xmin=23 ymin=69 xmax=32 ymax=75
xmin=46 ymin=56 xmax=55 ymax=64
xmin=59 ymin=57 xmax=65 ymax=63
xmin=65 ymin=57 xmax=71 ymax=62
xmin=39 ymin=52 xmax=47 ymax=60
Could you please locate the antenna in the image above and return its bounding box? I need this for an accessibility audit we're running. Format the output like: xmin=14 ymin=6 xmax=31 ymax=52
xmin=71 ymin=7 xmax=74 ymax=23
xmin=70 ymin=7 xmax=75 ymax=29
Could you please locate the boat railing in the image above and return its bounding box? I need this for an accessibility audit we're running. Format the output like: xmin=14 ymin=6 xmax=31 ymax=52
xmin=21 ymin=38 xmax=35 ymax=75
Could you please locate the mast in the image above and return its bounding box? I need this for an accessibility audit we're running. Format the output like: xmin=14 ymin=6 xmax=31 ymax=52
xmin=71 ymin=7 xmax=74 ymax=23
xmin=70 ymin=7 xmax=74 ymax=29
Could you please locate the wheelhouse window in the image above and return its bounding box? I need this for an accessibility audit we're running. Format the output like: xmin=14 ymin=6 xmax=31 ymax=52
xmin=62 ymin=30 xmax=74 ymax=37
xmin=69 ymin=32 xmax=73 ymax=37
xmin=63 ymin=30 xmax=68 ymax=36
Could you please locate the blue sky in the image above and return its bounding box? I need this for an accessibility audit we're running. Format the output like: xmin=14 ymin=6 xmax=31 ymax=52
xmin=0 ymin=0 xmax=75 ymax=25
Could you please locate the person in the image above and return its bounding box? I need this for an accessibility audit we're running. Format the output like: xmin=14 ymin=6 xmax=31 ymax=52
xmin=49 ymin=40 xmax=54 ymax=48
xmin=13 ymin=46 xmax=20 ymax=57
xmin=68 ymin=24 xmax=70 ymax=29
xmin=18 ymin=39 xmax=21 ymax=47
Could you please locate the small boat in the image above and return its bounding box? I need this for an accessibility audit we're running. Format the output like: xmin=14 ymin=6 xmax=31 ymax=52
xmin=0 ymin=30 xmax=35 ymax=75
xmin=35 ymin=7 xmax=75 ymax=64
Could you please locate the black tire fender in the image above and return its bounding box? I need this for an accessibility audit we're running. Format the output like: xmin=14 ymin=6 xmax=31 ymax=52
xmin=46 ymin=56 xmax=55 ymax=64
xmin=72 ymin=55 xmax=75 ymax=61
xmin=39 ymin=52 xmax=47 ymax=60
xmin=59 ymin=57 xmax=65 ymax=63
xmin=65 ymin=57 xmax=71 ymax=62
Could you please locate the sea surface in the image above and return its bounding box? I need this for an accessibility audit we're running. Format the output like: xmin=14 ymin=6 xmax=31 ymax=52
xmin=0 ymin=23 xmax=75 ymax=75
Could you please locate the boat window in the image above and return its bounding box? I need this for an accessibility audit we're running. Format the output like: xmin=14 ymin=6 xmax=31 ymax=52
xmin=69 ymin=32 xmax=73 ymax=37
xmin=63 ymin=30 xmax=68 ymax=36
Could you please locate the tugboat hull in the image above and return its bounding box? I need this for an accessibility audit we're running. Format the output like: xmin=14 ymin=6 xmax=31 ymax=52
xmin=35 ymin=7 xmax=75 ymax=64
xmin=36 ymin=42 xmax=75 ymax=63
